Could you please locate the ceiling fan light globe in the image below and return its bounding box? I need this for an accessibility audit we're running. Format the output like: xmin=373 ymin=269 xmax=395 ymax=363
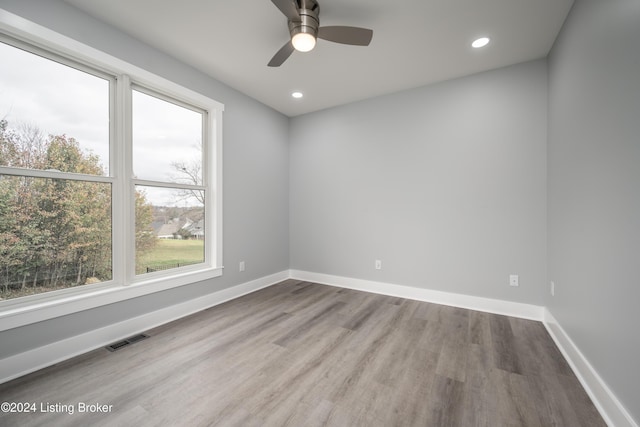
xmin=292 ymin=33 xmax=316 ymax=52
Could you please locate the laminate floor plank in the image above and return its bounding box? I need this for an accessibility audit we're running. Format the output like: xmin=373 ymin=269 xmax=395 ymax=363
xmin=468 ymin=310 xmax=492 ymax=347
xmin=510 ymin=318 xmax=574 ymax=378
xmin=490 ymin=369 xmax=543 ymax=427
xmin=424 ymin=374 xmax=466 ymax=426
xmin=435 ymin=321 xmax=470 ymax=383
xmin=372 ymin=304 xmax=425 ymax=387
xmin=388 ymin=346 xmax=440 ymax=426
xmin=461 ymin=343 xmax=496 ymax=427
xmin=293 ymin=301 xmax=399 ymax=409
xmin=556 ymin=373 xmax=608 ymax=427
xmin=490 ymin=314 xmax=523 ymax=375
xmin=273 ymin=301 xmax=346 ymax=348
xmin=0 ymin=281 xmax=606 ymax=427
xmin=324 ymin=301 xmax=413 ymax=405
xmin=340 ymin=295 xmax=381 ymax=331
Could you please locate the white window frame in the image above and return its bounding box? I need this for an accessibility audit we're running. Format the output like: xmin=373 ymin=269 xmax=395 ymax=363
xmin=0 ymin=10 xmax=224 ymax=331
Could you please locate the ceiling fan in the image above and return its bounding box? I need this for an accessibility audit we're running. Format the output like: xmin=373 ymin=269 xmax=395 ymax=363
xmin=268 ymin=0 xmax=373 ymax=67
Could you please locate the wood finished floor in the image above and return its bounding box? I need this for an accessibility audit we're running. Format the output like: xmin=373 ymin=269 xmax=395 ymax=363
xmin=0 ymin=280 xmax=606 ymax=427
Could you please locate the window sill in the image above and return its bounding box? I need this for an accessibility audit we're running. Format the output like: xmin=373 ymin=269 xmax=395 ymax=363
xmin=0 ymin=267 xmax=223 ymax=332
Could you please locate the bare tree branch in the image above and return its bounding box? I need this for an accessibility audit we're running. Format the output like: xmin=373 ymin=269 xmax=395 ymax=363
xmin=169 ymin=159 xmax=204 ymax=205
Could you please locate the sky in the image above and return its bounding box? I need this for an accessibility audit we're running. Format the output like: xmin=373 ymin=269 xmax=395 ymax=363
xmin=0 ymin=40 xmax=203 ymax=207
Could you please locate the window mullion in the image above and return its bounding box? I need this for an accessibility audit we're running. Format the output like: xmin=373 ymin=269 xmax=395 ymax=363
xmin=132 ymin=179 xmax=205 ymax=191
xmin=0 ymin=167 xmax=115 ymax=183
xmin=112 ymin=74 xmax=132 ymax=287
xmin=123 ymin=75 xmax=135 ymax=286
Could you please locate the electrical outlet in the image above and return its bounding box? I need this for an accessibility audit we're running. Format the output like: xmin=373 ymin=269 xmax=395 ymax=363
xmin=550 ymin=281 xmax=555 ymax=296
xmin=375 ymin=260 xmax=382 ymax=270
xmin=509 ymin=274 xmax=519 ymax=287
xmin=239 ymin=261 xmax=245 ymax=272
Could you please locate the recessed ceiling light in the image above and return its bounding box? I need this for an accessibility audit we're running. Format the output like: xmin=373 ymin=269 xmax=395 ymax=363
xmin=472 ymin=37 xmax=490 ymax=48
xmin=291 ymin=91 xmax=303 ymax=99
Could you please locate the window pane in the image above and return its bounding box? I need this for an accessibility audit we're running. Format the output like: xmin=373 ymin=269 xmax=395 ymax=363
xmin=132 ymin=90 xmax=203 ymax=184
xmin=0 ymin=175 xmax=112 ymax=300
xmin=135 ymin=186 xmax=204 ymax=275
xmin=0 ymin=41 xmax=110 ymax=175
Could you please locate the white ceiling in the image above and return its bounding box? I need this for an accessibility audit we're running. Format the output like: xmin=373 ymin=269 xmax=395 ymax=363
xmin=64 ymin=0 xmax=574 ymax=117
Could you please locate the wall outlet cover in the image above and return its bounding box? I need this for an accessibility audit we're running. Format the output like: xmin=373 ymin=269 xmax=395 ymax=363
xmin=509 ymin=274 xmax=519 ymax=287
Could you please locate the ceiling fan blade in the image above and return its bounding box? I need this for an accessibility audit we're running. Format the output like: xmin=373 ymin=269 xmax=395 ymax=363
xmin=317 ymin=26 xmax=373 ymax=46
xmin=271 ymin=0 xmax=300 ymax=21
xmin=268 ymin=41 xmax=295 ymax=67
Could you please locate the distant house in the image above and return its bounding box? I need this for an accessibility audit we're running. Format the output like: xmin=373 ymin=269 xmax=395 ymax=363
xmin=150 ymin=220 xmax=165 ymax=235
xmin=184 ymin=219 xmax=205 ymax=240
xmin=153 ymin=217 xmax=204 ymax=239
xmin=155 ymin=219 xmax=186 ymax=239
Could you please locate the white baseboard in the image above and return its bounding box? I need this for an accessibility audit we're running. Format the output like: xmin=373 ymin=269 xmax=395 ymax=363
xmin=543 ymin=309 xmax=638 ymax=427
xmin=289 ymin=270 xmax=544 ymax=321
xmin=0 ymin=270 xmax=289 ymax=385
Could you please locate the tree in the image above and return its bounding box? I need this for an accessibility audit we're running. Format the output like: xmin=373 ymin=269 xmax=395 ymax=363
xmin=135 ymin=189 xmax=156 ymax=254
xmin=0 ymin=181 xmax=24 ymax=293
xmin=38 ymin=135 xmax=112 ymax=286
xmin=0 ymin=120 xmax=155 ymax=298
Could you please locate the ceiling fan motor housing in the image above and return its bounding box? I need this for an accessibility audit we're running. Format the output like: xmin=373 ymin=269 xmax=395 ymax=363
xmin=268 ymin=0 xmax=372 ymax=66
xmin=288 ymin=0 xmax=320 ymax=39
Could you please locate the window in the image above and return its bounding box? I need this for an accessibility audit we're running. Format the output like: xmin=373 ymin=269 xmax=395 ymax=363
xmin=0 ymin=39 xmax=113 ymax=299
xmin=132 ymin=88 xmax=206 ymax=276
xmin=0 ymin=29 xmax=223 ymax=320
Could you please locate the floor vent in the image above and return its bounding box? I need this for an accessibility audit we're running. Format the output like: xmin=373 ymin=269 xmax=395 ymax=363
xmin=105 ymin=333 xmax=150 ymax=352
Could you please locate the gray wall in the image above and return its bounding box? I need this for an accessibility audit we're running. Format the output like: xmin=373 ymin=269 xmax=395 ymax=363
xmin=547 ymin=0 xmax=640 ymax=421
xmin=290 ymin=60 xmax=548 ymax=305
xmin=0 ymin=0 xmax=290 ymax=358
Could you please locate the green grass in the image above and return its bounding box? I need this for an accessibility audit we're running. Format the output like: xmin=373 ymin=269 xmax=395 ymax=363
xmin=136 ymin=239 xmax=204 ymax=274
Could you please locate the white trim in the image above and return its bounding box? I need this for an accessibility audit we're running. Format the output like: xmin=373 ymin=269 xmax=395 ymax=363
xmin=0 ymin=10 xmax=225 ymax=329
xmin=543 ymin=309 xmax=638 ymax=427
xmin=289 ymin=270 xmax=544 ymax=321
xmin=115 ymin=73 xmax=132 ymax=286
xmin=211 ymin=107 xmax=224 ymax=270
xmin=0 ymin=270 xmax=289 ymax=385
xmin=0 ymin=268 xmax=223 ymax=332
